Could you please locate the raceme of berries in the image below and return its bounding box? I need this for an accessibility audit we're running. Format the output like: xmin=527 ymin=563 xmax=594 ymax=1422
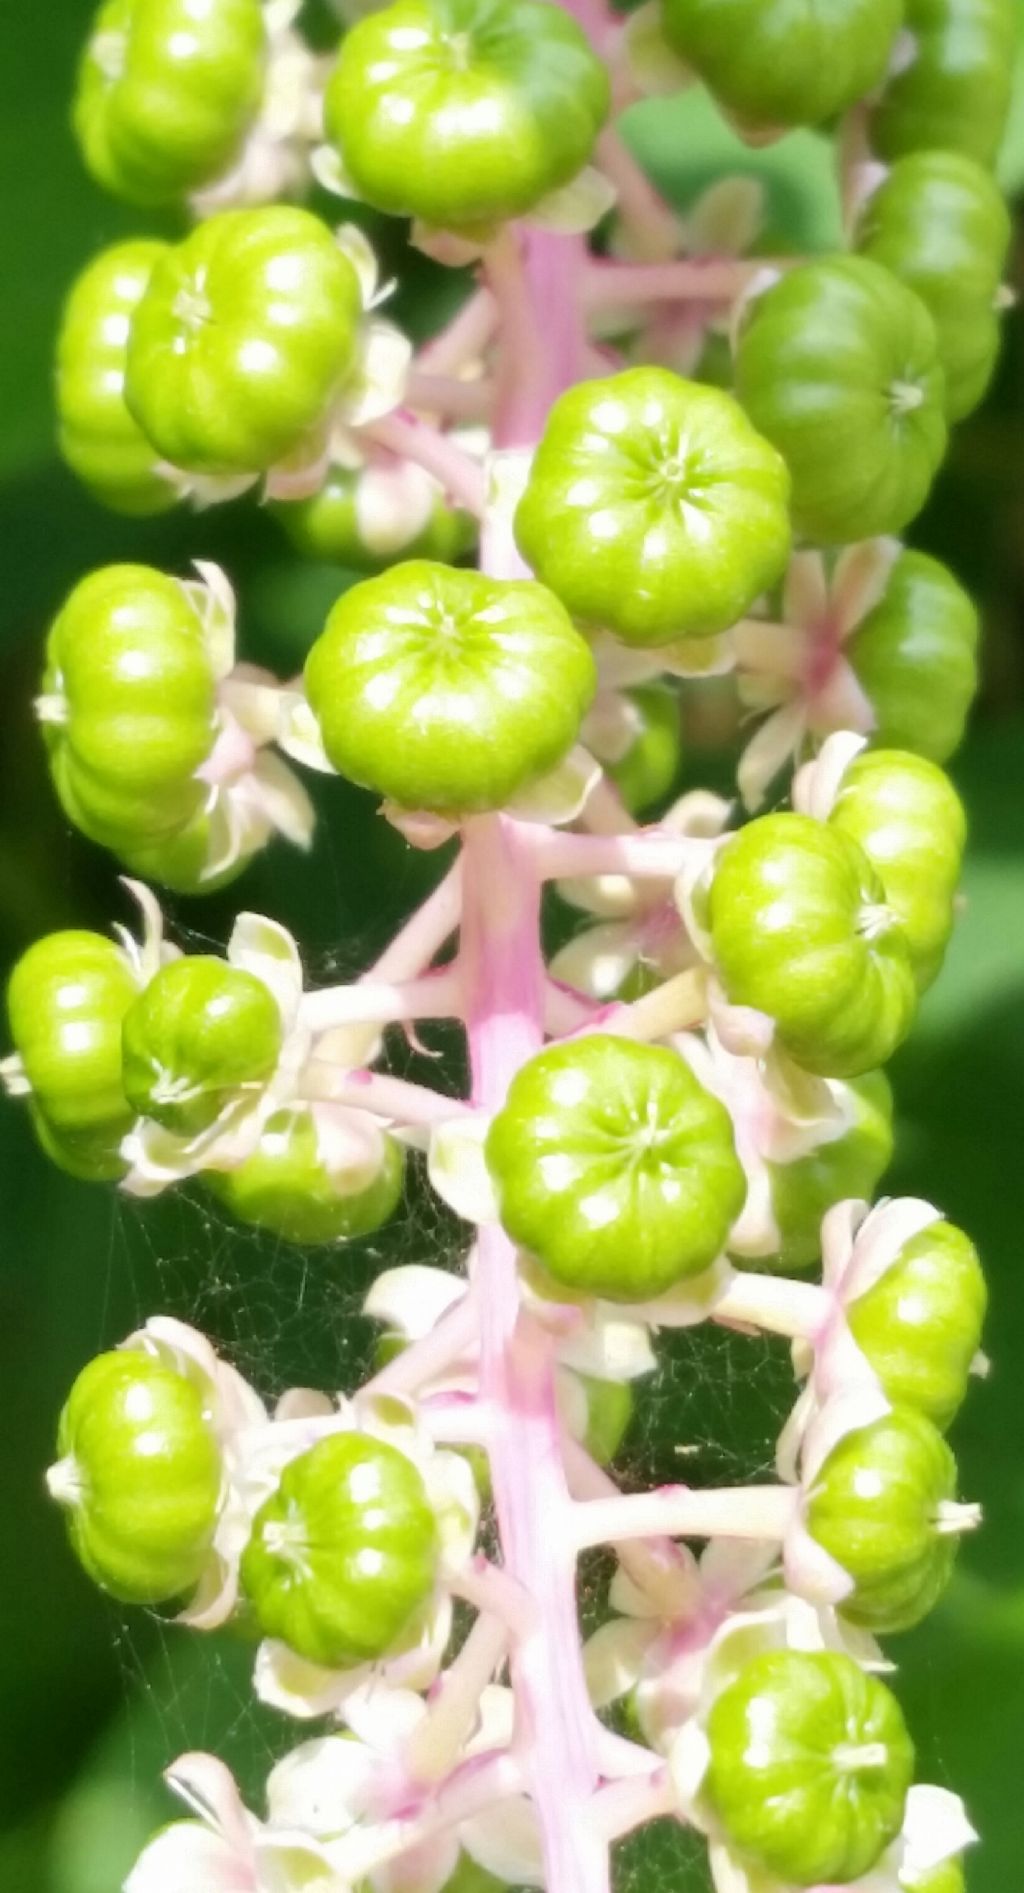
xmin=11 ymin=0 xmax=1013 ymax=1887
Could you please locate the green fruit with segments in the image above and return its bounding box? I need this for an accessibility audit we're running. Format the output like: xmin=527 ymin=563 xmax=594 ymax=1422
xmin=74 ymin=0 xmax=266 ymax=206
xmin=274 ymin=465 xmax=476 ymax=572
xmin=660 ymin=0 xmax=902 ymax=132
xmin=7 ymin=930 xmax=139 ymax=1180
xmin=704 ymin=1649 xmax=914 ymax=1884
xmin=829 ymin=749 xmax=966 ymax=991
xmin=855 ymin=151 xmax=1011 ymax=420
xmin=50 ymin=1349 xmax=222 ymax=1604
xmin=515 ymin=368 xmax=791 ymax=646
xmin=707 ymin=813 xmax=917 ymax=1079
xmin=304 ymin=560 xmax=596 ymax=813
xmin=847 ymin=1221 xmax=987 ymax=1430
xmin=206 ymin=1107 xmax=405 ymax=1245
xmin=241 ymin=1431 xmax=439 ymax=1667
xmin=607 ymin=686 xmax=682 ymax=814
xmin=121 ymin=956 xmax=283 ymax=1136
xmin=125 ymin=208 xmax=363 ymax=476
xmin=847 ymin=550 xmax=979 ymax=764
xmin=761 ymin=1071 xmax=894 ymax=1272
xmin=486 ymin=1035 xmax=746 ymax=1300
xmin=869 ymin=0 xmax=1016 ymax=168
xmin=56 ymin=239 xmax=176 ymax=517
xmin=735 ymin=256 xmax=947 ymax=545
xmin=325 ymin=0 xmax=610 ymax=233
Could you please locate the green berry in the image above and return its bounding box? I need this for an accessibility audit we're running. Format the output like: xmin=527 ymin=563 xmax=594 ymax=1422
xmin=240 ymin=1431 xmax=439 ymax=1668
xmin=606 ymin=687 xmax=682 ymax=814
xmin=485 ymin=1035 xmax=746 ymax=1300
xmin=829 ymin=749 xmax=966 ymax=991
xmin=121 ymin=956 xmax=283 ymax=1136
xmin=515 ymin=369 xmax=791 ymax=647
xmin=735 ymin=256 xmax=947 ymax=545
xmin=274 ymin=465 xmax=476 ymax=573
xmin=847 ymin=1221 xmax=987 ymax=1431
xmin=7 ymin=930 xmax=139 ymax=1180
xmin=125 ymin=208 xmax=363 ymax=476
xmin=763 ymin=1070 xmax=894 ymax=1272
xmin=74 ymin=0 xmax=266 ymax=206
xmin=846 ymin=550 xmax=979 ymax=764
xmin=49 ymin=1349 xmax=222 ymax=1604
xmin=869 ymin=0 xmax=1017 ymax=168
xmin=704 ymin=1649 xmax=914 ymax=1884
xmin=707 ymin=813 xmax=917 ymax=1078
xmin=855 ymin=151 xmax=1011 ymax=420
xmin=206 ymin=1106 xmax=405 ymax=1245
xmin=660 ymin=0 xmax=902 ymax=132
xmin=304 ymin=561 xmax=596 ymax=814
xmin=325 ymin=0 xmax=610 ymax=233
xmin=56 ymin=240 xmax=177 ymax=517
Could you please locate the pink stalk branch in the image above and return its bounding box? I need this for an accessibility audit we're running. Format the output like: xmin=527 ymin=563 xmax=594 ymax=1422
xmin=572 ymin=1482 xmax=799 ymax=1552
xmin=327 ymin=1750 xmax=524 ymax=1882
xmin=592 ymin=1768 xmax=679 ymax=1841
xmin=299 ymin=1064 xmax=466 ymax=1127
xmin=300 ymin=966 xmax=464 ymax=1034
xmin=584 ymin=256 xmax=758 ymax=311
xmin=362 ymin=410 xmax=488 ymax=515
xmin=363 ymin=1285 xmax=479 ymax=1398
xmin=365 ymin=860 xmax=463 ymax=983
xmin=527 ymin=826 xmax=697 ymax=881
xmin=418 ymin=287 xmax=497 ymax=377
xmin=406 ymin=369 xmax=495 ymax=424
xmin=595 ymin=129 xmax=682 ymax=262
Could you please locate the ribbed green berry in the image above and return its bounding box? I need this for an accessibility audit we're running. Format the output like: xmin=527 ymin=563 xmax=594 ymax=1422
xmin=74 ymin=0 xmax=266 ymax=206
xmin=806 ymin=1408 xmax=962 ymax=1634
xmin=829 ymin=749 xmax=966 ymax=991
xmin=7 ymin=931 xmax=139 ymax=1180
xmin=704 ymin=1649 xmax=914 ymax=1884
xmin=274 ymin=466 xmax=475 ymax=573
xmin=486 ymin=1035 xmax=746 ymax=1300
xmin=121 ymin=956 xmax=282 ymax=1136
xmin=607 ymin=687 xmax=682 ymax=814
xmin=579 ymin=1375 xmax=634 ymax=1465
xmin=125 ymin=208 xmax=363 ymax=476
xmin=206 ymin=1107 xmax=405 ymax=1245
xmin=735 ymin=256 xmax=947 ymax=545
xmin=869 ymin=0 xmax=1016 ymax=168
xmin=847 ymin=1221 xmax=987 ymax=1430
xmin=846 ymin=550 xmax=979 ymax=764
xmin=855 ymin=152 xmax=1011 ymax=420
xmin=50 ymin=1350 xmax=222 ymax=1604
xmin=325 ymin=0 xmax=610 ymax=233
xmin=241 ymin=1432 xmax=439 ymax=1668
xmin=56 ymin=240 xmax=176 ymax=517
xmin=515 ymin=369 xmax=791 ymax=646
xmin=42 ymin=564 xmax=216 ymax=855
xmin=660 ymin=0 xmax=902 ymax=132
xmin=707 ymin=814 xmax=917 ymax=1078
xmin=304 ymin=561 xmax=596 ymax=814
xmin=762 ymin=1071 xmax=894 ymax=1272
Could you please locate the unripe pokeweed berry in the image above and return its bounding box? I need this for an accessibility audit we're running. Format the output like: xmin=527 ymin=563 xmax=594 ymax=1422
xmin=607 ymin=686 xmax=682 ymax=815
xmin=6 ymin=930 xmax=139 ymax=1180
xmin=806 ymin=1408 xmax=963 ymax=1634
xmin=703 ymin=1649 xmax=914 ymax=1884
xmin=49 ymin=1350 xmax=222 ymax=1604
xmin=240 ymin=1431 xmax=439 ymax=1668
xmin=660 ymin=0 xmax=902 ymax=133
xmin=125 ymin=208 xmax=363 ymax=476
xmin=74 ymin=0 xmax=266 ymax=207
xmin=829 ymin=749 xmax=966 ymax=991
xmin=325 ymin=0 xmax=610 ymax=233
xmin=735 ymin=256 xmax=947 ymax=546
xmin=846 ymin=549 xmax=979 ymax=765
xmin=485 ymin=1035 xmax=747 ymax=1300
xmin=514 ymin=369 xmax=791 ymax=646
xmin=206 ymin=1107 xmax=405 ymax=1245
xmin=56 ymin=240 xmax=176 ymax=517
xmin=707 ymin=813 xmax=918 ymax=1078
xmin=868 ymin=0 xmax=1017 ymax=168
xmin=121 ymin=956 xmax=283 ymax=1136
xmin=304 ymin=561 xmax=596 ymax=814
xmin=274 ymin=466 xmax=476 ymax=573
xmin=847 ymin=1221 xmax=987 ymax=1430
xmin=762 ymin=1070 xmax=894 ymax=1272
xmin=855 ymin=151 xmax=1011 ymax=421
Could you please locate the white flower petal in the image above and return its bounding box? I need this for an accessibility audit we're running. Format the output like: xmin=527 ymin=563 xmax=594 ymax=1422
xmin=428 ymin=1114 xmax=499 ymax=1225
xmin=527 ymin=165 xmax=618 ymax=235
xmin=364 ymin=1265 xmax=468 ymax=1341
xmin=460 ymin=1796 xmax=543 ymax=1886
xmin=125 ymin=1821 xmax=253 ymax=1893
xmin=165 ymin=1753 xmax=252 ymax=1850
xmin=275 ymin=693 xmax=337 ymax=775
xmin=504 ymin=746 xmax=602 ymax=826
xmin=548 ymin=921 xmax=640 ymax=1003
xmin=791 ymin=729 xmax=868 ymax=822
xmin=584 ymin=1618 xmax=658 ymax=1708
xmin=266 ymin=1735 xmax=377 ymax=1836
xmin=310 ymin=143 xmax=361 ymax=200
xmin=340 ymin=319 xmax=412 ymax=426
xmin=356 ymin=459 xmax=437 ymax=557
xmin=738 ymin=700 xmax=807 ymax=811
xmin=244 ymin=751 xmax=316 ymax=851
xmin=227 ymin=913 xmax=305 ymax=1027
xmin=900 ymin=1784 xmax=977 ymax=1876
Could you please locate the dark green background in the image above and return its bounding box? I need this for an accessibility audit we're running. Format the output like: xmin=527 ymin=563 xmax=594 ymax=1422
xmin=1 ymin=7 xmax=1023 ymax=1888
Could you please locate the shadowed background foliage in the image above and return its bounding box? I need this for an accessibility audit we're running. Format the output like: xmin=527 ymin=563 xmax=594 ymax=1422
xmin=1 ymin=5 xmax=1023 ymax=1889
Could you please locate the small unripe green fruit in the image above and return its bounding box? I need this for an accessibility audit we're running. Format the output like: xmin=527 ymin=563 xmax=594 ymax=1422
xmin=762 ymin=1070 xmax=894 ymax=1272
xmin=847 ymin=1221 xmax=987 ymax=1431
xmin=806 ymin=1408 xmax=962 ymax=1634
xmin=241 ymin=1431 xmax=439 ymax=1667
xmin=304 ymin=561 xmax=596 ymax=814
xmin=274 ymin=466 xmax=476 ymax=573
xmin=515 ymin=368 xmax=791 ymax=646
xmin=486 ymin=1035 xmax=746 ymax=1300
xmin=121 ymin=956 xmax=283 ymax=1136
xmin=735 ymin=256 xmax=947 ymax=545
xmin=846 ymin=550 xmax=979 ymax=764
xmin=868 ymin=0 xmax=1016 ymax=168
xmin=7 ymin=930 xmax=139 ymax=1180
xmin=707 ymin=813 xmax=917 ymax=1078
xmin=50 ymin=1350 xmax=222 ymax=1604
xmin=206 ymin=1107 xmax=405 ymax=1245
xmin=661 ymin=0 xmax=902 ymax=132
xmin=607 ymin=687 xmax=682 ymax=814
xmin=704 ymin=1649 xmax=914 ymax=1884
xmin=125 ymin=208 xmax=363 ymax=476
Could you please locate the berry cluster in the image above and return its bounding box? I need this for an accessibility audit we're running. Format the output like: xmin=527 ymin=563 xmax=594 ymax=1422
xmin=5 ymin=0 xmax=1015 ymax=1890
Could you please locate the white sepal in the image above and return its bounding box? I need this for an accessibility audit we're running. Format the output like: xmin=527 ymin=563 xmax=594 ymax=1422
xmin=460 ymin=1795 xmax=543 ymax=1888
xmin=428 ymin=1113 xmax=499 ymax=1225
xmin=504 ymin=746 xmax=602 ymax=826
xmin=364 ymin=1265 xmax=468 ymax=1341
xmin=341 ymin=319 xmax=413 ymax=427
xmin=791 ymin=728 xmax=868 ymax=821
xmin=583 ymin=1617 xmax=658 ymax=1710
xmin=310 ymin=142 xmax=361 ymax=200
xmin=624 ymin=1 xmax=695 ymax=96
xmin=274 ymin=692 xmax=337 ymax=776
xmin=254 ymin=1593 xmax=454 ymax=1719
xmin=526 ymin=165 xmax=618 ymax=235
xmin=227 ymin=913 xmax=305 ymax=1029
